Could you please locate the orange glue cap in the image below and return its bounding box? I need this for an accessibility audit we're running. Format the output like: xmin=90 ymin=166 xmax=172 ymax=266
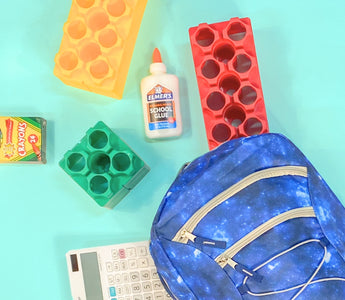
xmin=152 ymin=48 xmax=162 ymax=63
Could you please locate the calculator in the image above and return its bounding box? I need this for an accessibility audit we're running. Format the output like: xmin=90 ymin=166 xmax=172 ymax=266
xmin=66 ymin=240 xmax=171 ymax=300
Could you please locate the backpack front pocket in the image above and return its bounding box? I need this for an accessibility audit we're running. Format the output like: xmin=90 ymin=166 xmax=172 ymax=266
xmin=214 ymin=209 xmax=345 ymax=299
xmin=215 ymin=207 xmax=316 ymax=269
xmin=172 ymin=165 xmax=308 ymax=246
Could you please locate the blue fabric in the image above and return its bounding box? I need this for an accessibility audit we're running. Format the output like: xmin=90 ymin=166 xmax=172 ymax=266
xmin=150 ymin=133 xmax=345 ymax=299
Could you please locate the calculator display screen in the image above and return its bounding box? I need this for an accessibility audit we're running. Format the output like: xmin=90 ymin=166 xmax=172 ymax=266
xmin=80 ymin=252 xmax=103 ymax=300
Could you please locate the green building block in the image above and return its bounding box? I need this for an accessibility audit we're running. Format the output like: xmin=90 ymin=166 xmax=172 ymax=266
xmin=59 ymin=121 xmax=150 ymax=209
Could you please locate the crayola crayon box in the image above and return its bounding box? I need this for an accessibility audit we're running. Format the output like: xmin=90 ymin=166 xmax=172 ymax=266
xmin=0 ymin=117 xmax=46 ymax=164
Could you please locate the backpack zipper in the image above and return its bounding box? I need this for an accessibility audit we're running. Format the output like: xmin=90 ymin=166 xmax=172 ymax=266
xmin=215 ymin=206 xmax=316 ymax=270
xmin=172 ymin=166 xmax=308 ymax=244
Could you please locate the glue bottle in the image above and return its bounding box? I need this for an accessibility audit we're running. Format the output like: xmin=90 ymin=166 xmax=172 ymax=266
xmin=140 ymin=48 xmax=182 ymax=139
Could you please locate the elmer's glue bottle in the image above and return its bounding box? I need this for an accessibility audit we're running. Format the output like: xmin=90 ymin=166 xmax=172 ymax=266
xmin=140 ymin=48 xmax=182 ymax=139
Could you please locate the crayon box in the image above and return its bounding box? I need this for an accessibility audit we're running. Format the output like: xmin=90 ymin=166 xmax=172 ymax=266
xmin=0 ymin=117 xmax=46 ymax=164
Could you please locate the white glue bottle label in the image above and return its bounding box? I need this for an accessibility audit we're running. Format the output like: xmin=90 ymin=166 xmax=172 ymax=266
xmin=140 ymin=48 xmax=182 ymax=139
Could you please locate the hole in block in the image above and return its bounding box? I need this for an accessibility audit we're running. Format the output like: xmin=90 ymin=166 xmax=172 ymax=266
xmin=79 ymin=42 xmax=101 ymax=62
xmin=112 ymin=153 xmax=130 ymax=171
xmin=212 ymin=123 xmax=231 ymax=143
xmin=228 ymin=22 xmax=246 ymax=41
xmin=224 ymin=106 xmax=246 ymax=127
xmin=67 ymin=153 xmax=86 ymax=172
xmin=244 ymin=118 xmax=263 ymax=136
xmin=90 ymin=60 xmax=109 ymax=79
xmin=207 ymin=92 xmax=225 ymax=111
xmin=239 ymin=86 xmax=257 ymax=105
xmin=99 ymin=28 xmax=118 ymax=48
xmin=214 ymin=43 xmax=235 ymax=64
xmin=220 ymin=75 xmax=240 ymax=96
xmin=107 ymin=0 xmax=126 ymax=17
xmin=59 ymin=51 xmax=78 ymax=71
xmin=90 ymin=175 xmax=109 ymax=194
xmin=89 ymin=153 xmax=111 ymax=174
xmin=195 ymin=28 xmax=215 ymax=47
xmin=89 ymin=130 xmax=108 ymax=149
xmin=88 ymin=10 xmax=109 ymax=31
xmin=201 ymin=60 xmax=220 ymax=79
xmin=67 ymin=20 xmax=87 ymax=39
xmin=76 ymin=0 xmax=95 ymax=8
xmin=234 ymin=54 xmax=252 ymax=73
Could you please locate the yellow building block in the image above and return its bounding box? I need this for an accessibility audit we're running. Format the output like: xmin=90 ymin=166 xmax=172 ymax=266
xmin=54 ymin=0 xmax=148 ymax=99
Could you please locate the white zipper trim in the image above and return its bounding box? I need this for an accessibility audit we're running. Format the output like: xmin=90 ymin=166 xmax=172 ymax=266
xmin=172 ymin=166 xmax=308 ymax=244
xmin=215 ymin=206 xmax=316 ymax=268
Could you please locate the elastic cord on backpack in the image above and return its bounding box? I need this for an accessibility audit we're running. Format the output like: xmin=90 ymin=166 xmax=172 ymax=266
xmin=239 ymin=238 xmax=345 ymax=299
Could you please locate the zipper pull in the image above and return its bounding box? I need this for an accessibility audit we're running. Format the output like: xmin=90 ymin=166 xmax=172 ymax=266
xmin=234 ymin=263 xmax=263 ymax=282
xmin=181 ymin=230 xmax=197 ymax=242
xmin=181 ymin=230 xmax=227 ymax=249
xmin=218 ymin=257 xmax=263 ymax=282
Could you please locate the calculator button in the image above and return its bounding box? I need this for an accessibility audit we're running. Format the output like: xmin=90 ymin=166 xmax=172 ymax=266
xmin=111 ymin=298 xmax=117 ymax=300
xmin=142 ymin=281 xmax=152 ymax=292
xmin=130 ymin=271 xmax=140 ymax=282
xmin=124 ymin=284 xmax=131 ymax=295
xmin=141 ymin=270 xmax=150 ymax=280
xmin=154 ymin=292 xmax=164 ymax=300
xmin=119 ymin=248 xmax=126 ymax=259
xmin=133 ymin=295 xmax=143 ymax=300
xmin=148 ymin=257 xmax=155 ymax=266
xmin=129 ymin=259 xmax=138 ymax=269
xmin=106 ymin=262 xmax=113 ymax=272
xmin=120 ymin=260 xmax=128 ymax=270
xmin=112 ymin=249 xmax=119 ymax=260
xmin=126 ymin=247 xmax=137 ymax=258
xmin=108 ymin=275 xmax=115 ymax=285
xmin=109 ymin=287 xmax=116 ymax=297
xmin=137 ymin=246 xmax=147 ymax=256
xmin=137 ymin=258 xmax=149 ymax=268
xmin=152 ymin=281 xmax=162 ymax=290
xmin=115 ymin=274 xmax=122 ymax=284
xmin=132 ymin=283 xmax=142 ymax=293
xmin=116 ymin=286 xmax=125 ymax=296
xmin=122 ymin=273 xmax=130 ymax=283
xmin=151 ymin=270 xmax=159 ymax=279
xmin=113 ymin=261 xmax=120 ymax=272
xmin=143 ymin=293 xmax=153 ymax=300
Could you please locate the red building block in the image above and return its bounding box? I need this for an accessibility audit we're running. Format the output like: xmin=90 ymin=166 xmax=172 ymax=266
xmin=189 ymin=17 xmax=269 ymax=150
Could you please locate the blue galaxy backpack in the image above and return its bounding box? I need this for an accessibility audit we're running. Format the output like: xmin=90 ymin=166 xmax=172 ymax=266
xmin=150 ymin=133 xmax=345 ymax=299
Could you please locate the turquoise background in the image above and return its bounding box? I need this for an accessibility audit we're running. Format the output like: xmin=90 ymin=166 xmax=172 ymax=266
xmin=1 ymin=0 xmax=345 ymax=299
